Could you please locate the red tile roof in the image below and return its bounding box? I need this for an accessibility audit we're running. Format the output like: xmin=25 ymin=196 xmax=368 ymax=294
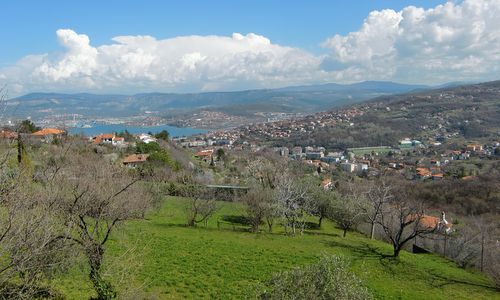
xmin=123 ymin=154 xmax=149 ymax=164
xmin=32 ymin=128 xmax=65 ymax=136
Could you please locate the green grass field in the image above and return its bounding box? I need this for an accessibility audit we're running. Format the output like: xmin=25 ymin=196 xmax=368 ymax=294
xmin=54 ymin=197 xmax=499 ymax=299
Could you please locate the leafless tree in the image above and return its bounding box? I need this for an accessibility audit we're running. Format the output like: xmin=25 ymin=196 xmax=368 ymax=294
xmin=184 ymin=187 xmax=218 ymax=227
xmin=274 ymin=175 xmax=310 ymax=235
xmin=469 ymin=216 xmax=496 ymax=273
xmin=246 ymin=155 xmax=285 ymax=190
xmin=52 ymin=149 xmax=151 ymax=299
xmin=0 ymin=180 xmax=72 ymax=298
xmin=364 ymin=179 xmax=393 ymax=239
xmin=0 ymin=153 xmax=72 ymax=298
xmin=0 ymin=88 xmax=68 ymax=297
xmin=376 ymin=182 xmax=437 ymax=257
xmin=446 ymin=225 xmax=479 ymax=268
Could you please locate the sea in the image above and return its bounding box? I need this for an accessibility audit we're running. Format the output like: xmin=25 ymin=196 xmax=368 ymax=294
xmin=68 ymin=124 xmax=208 ymax=138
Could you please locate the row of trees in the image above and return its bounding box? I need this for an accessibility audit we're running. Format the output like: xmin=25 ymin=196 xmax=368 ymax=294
xmin=237 ymin=158 xmax=447 ymax=257
xmin=170 ymin=147 xmax=499 ymax=286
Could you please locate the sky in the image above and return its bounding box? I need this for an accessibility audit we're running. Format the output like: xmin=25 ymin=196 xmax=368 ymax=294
xmin=1 ymin=0 xmax=499 ymax=96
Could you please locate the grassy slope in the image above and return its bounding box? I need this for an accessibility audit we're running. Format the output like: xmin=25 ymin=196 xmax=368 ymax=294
xmin=54 ymin=197 xmax=499 ymax=299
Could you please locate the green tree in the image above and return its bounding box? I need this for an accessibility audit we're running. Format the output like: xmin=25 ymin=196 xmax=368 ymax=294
xmin=17 ymin=120 xmax=39 ymax=133
xmin=154 ymin=130 xmax=170 ymax=141
xmin=260 ymin=255 xmax=372 ymax=300
xmin=216 ymin=148 xmax=225 ymax=161
xmin=135 ymin=141 xmax=161 ymax=154
xmin=116 ymin=130 xmax=134 ymax=142
xmin=148 ymin=150 xmax=181 ymax=171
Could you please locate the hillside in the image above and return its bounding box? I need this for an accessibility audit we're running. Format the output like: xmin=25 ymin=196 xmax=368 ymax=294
xmin=55 ymin=197 xmax=498 ymax=299
xmin=244 ymin=80 xmax=500 ymax=149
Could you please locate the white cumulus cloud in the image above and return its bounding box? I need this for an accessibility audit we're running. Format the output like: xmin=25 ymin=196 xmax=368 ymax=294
xmin=0 ymin=30 xmax=323 ymax=94
xmin=321 ymin=0 xmax=500 ymax=83
xmin=1 ymin=0 xmax=500 ymax=95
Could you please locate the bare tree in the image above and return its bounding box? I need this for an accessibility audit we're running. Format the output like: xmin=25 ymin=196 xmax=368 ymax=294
xmin=469 ymin=216 xmax=496 ymax=273
xmin=274 ymin=176 xmax=310 ymax=235
xmin=246 ymin=155 xmax=285 ymax=190
xmin=0 ymin=89 xmax=71 ymax=297
xmin=53 ymin=149 xmax=151 ymax=299
xmin=0 ymin=152 xmax=72 ymax=298
xmin=0 ymin=182 xmax=72 ymax=298
xmin=377 ymin=182 xmax=437 ymax=257
xmin=447 ymin=225 xmax=480 ymax=268
xmin=184 ymin=187 xmax=218 ymax=227
xmin=364 ymin=179 xmax=393 ymax=239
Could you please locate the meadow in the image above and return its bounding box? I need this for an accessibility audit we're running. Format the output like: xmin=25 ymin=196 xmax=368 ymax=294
xmin=55 ymin=197 xmax=499 ymax=299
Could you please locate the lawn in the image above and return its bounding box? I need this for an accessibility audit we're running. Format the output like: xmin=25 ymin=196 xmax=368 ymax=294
xmin=55 ymin=197 xmax=499 ymax=299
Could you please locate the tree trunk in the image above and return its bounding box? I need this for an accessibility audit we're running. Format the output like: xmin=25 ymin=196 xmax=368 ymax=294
xmin=393 ymin=245 xmax=401 ymax=257
xmin=266 ymin=218 xmax=273 ymax=233
xmin=318 ymin=215 xmax=323 ymax=228
xmin=480 ymin=233 xmax=485 ymax=272
xmin=443 ymin=235 xmax=448 ymax=256
xmin=88 ymin=244 xmax=116 ymax=299
xmin=343 ymin=228 xmax=347 ymax=238
xmin=369 ymin=222 xmax=375 ymax=239
xmin=187 ymin=216 xmax=195 ymax=227
xmin=17 ymin=135 xmax=23 ymax=164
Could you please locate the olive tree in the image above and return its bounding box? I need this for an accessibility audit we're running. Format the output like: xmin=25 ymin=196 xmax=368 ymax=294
xmin=243 ymin=186 xmax=275 ymax=232
xmin=260 ymin=255 xmax=372 ymax=300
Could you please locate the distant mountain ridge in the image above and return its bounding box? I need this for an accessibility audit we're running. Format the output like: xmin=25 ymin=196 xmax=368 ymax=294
xmin=8 ymin=81 xmax=432 ymax=119
xmin=275 ymin=81 xmax=429 ymax=93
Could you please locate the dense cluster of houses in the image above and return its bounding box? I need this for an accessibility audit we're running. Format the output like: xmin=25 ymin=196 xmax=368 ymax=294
xmin=185 ymin=135 xmax=499 ymax=181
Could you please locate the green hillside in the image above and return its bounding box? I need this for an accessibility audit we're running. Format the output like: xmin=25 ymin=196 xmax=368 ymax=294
xmin=55 ymin=197 xmax=499 ymax=299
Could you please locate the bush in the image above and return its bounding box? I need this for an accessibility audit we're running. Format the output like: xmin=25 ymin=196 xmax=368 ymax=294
xmin=136 ymin=141 xmax=161 ymax=154
xmin=260 ymin=255 xmax=372 ymax=300
xmin=154 ymin=130 xmax=169 ymax=141
xmin=148 ymin=150 xmax=181 ymax=171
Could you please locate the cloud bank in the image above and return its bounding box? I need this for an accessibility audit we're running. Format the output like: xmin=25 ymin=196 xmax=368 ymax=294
xmin=1 ymin=0 xmax=500 ymax=94
xmin=322 ymin=0 xmax=500 ymax=82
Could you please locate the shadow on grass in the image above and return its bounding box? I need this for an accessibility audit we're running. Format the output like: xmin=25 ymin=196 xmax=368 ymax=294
xmin=304 ymin=221 xmax=321 ymax=230
xmin=302 ymin=231 xmax=340 ymax=238
xmin=324 ymin=239 xmax=499 ymax=292
xmin=323 ymin=239 xmax=401 ymax=276
xmin=426 ymin=269 xmax=499 ymax=291
xmin=220 ymin=215 xmax=251 ymax=226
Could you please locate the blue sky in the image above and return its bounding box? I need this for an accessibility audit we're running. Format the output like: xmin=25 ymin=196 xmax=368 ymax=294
xmin=0 ymin=0 xmax=445 ymax=64
xmin=1 ymin=0 xmax=499 ymax=94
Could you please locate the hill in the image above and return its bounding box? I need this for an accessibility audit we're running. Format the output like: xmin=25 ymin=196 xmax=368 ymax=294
xmin=54 ymin=197 xmax=498 ymax=299
xmin=6 ymin=81 xmax=428 ymax=120
xmin=250 ymin=80 xmax=500 ymax=149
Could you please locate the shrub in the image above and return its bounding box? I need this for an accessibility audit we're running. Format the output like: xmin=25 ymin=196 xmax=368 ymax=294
xmin=260 ymin=255 xmax=372 ymax=300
